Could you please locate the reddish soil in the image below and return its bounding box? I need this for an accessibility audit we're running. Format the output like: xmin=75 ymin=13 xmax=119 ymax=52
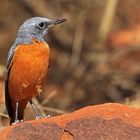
xmin=0 ymin=103 xmax=140 ymax=140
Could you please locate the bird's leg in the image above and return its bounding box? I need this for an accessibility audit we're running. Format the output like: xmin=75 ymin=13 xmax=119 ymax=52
xmin=29 ymin=100 xmax=42 ymax=119
xmin=12 ymin=102 xmax=20 ymax=124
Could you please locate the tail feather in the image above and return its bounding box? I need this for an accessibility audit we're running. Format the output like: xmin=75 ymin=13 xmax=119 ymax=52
xmin=5 ymin=70 xmax=15 ymax=124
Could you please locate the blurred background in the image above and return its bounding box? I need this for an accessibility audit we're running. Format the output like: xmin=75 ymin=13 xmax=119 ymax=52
xmin=0 ymin=0 xmax=140 ymax=128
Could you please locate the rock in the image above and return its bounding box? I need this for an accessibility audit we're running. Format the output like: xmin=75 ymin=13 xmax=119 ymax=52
xmin=0 ymin=103 xmax=140 ymax=140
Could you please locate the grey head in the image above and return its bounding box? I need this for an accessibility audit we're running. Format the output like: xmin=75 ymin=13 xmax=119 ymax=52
xmin=15 ymin=17 xmax=66 ymax=45
xmin=7 ymin=17 xmax=66 ymax=67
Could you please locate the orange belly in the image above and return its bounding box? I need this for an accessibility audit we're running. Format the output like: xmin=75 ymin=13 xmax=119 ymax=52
xmin=8 ymin=40 xmax=50 ymax=102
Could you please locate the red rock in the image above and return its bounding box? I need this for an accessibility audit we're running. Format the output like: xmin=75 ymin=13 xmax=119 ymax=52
xmin=0 ymin=103 xmax=140 ymax=140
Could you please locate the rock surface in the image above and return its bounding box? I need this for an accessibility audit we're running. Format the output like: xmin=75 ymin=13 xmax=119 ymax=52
xmin=0 ymin=103 xmax=140 ymax=140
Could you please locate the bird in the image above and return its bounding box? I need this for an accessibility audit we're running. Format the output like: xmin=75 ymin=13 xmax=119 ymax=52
xmin=5 ymin=17 xmax=66 ymax=124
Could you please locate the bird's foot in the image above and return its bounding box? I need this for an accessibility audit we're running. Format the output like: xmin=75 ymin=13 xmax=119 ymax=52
xmin=35 ymin=114 xmax=51 ymax=119
xmin=45 ymin=114 xmax=51 ymax=118
xmin=12 ymin=119 xmax=20 ymax=125
xmin=35 ymin=113 xmax=43 ymax=119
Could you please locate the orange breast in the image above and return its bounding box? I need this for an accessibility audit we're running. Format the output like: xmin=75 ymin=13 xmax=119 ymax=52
xmin=8 ymin=39 xmax=50 ymax=102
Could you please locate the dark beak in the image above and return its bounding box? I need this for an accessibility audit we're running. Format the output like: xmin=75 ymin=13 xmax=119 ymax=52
xmin=48 ymin=19 xmax=67 ymax=28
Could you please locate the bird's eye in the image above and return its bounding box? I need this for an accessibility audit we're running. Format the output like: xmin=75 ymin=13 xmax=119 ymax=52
xmin=37 ymin=22 xmax=46 ymax=29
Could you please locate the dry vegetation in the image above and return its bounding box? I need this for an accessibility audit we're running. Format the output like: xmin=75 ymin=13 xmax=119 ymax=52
xmin=0 ymin=0 xmax=140 ymax=128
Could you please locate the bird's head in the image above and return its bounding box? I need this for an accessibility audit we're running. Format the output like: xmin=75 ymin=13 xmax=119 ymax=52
xmin=15 ymin=17 xmax=66 ymax=44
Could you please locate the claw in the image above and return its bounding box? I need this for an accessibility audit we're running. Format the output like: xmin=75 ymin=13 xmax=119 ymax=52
xmin=35 ymin=114 xmax=51 ymax=119
xmin=45 ymin=114 xmax=51 ymax=118
xmin=35 ymin=114 xmax=42 ymax=119
xmin=12 ymin=119 xmax=20 ymax=125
